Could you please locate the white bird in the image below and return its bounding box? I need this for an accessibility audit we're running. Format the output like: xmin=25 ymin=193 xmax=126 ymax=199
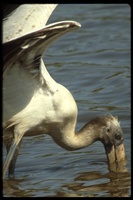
xmin=3 ymin=4 xmax=125 ymax=179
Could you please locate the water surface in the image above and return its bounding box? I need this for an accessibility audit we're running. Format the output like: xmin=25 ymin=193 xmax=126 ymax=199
xmin=3 ymin=4 xmax=131 ymax=197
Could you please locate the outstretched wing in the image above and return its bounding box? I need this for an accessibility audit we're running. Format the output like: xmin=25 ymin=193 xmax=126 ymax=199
xmin=3 ymin=5 xmax=81 ymax=123
xmin=3 ymin=4 xmax=57 ymax=43
xmin=3 ymin=21 xmax=81 ymax=75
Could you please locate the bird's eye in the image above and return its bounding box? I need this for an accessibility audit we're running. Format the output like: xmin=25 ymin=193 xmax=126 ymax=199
xmin=107 ymin=128 xmax=110 ymax=133
xmin=115 ymin=133 xmax=121 ymax=140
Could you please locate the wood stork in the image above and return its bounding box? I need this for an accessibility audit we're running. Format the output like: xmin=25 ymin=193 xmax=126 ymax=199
xmin=3 ymin=4 xmax=126 ymax=179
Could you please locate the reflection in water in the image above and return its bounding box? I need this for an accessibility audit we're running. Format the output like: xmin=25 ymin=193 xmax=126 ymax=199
xmin=3 ymin=172 xmax=130 ymax=197
xmin=3 ymin=131 xmax=130 ymax=197
xmin=3 ymin=160 xmax=131 ymax=197
xmin=57 ymin=156 xmax=131 ymax=197
xmin=3 ymin=178 xmax=33 ymax=197
xmin=62 ymin=170 xmax=131 ymax=197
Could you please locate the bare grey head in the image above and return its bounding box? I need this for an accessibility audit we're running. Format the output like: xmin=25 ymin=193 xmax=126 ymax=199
xmin=82 ymin=115 xmax=123 ymax=147
xmin=73 ymin=115 xmax=123 ymax=152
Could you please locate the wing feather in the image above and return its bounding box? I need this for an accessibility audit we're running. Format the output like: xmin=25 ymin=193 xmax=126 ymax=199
xmin=3 ymin=4 xmax=57 ymax=43
xmin=3 ymin=5 xmax=81 ymax=125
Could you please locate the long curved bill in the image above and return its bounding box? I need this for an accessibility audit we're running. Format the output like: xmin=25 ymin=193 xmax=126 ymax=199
xmin=105 ymin=143 xmax=127 ymax=172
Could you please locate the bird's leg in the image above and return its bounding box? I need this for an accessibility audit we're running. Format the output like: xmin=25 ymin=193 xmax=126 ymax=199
xmin=9 ymin=142 xmax=22 ymax=178
xmin=3 ymin=129 xmax=24 ymax=179
xmin=5 ymin=139 xmax=22 ymax=178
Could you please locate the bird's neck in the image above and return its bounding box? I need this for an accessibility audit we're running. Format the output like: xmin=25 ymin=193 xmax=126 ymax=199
xmin=49 ymin=123 xmax=98 ymax=151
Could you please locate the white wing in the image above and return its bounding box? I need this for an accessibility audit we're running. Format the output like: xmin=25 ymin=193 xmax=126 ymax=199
xmin=3 ymin=4 xmax=57 ymax=43
xmin=3 ymin=5 xmax=81 ymax=124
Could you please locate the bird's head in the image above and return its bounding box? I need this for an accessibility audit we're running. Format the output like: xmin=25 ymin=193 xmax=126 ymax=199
xmin=87 ymin=114 xmax=124 ymax=149
xmin=85 ymin=115 xmax=126 ymax=171
xmin=100 ymin=115 xmax=123 ymax=148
